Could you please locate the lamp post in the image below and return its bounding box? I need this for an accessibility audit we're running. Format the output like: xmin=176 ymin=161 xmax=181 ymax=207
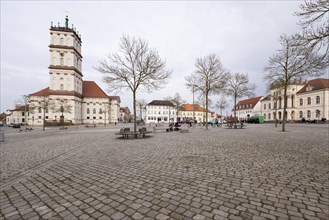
xmin=23 ymin=95 xmax=28 ymax=130
xmin=192 ymin=85 xmax=195 ymax=126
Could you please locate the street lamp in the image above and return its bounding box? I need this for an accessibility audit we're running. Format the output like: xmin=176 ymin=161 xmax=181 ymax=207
xmin=23 ymin=95 xmax=28 ymax=130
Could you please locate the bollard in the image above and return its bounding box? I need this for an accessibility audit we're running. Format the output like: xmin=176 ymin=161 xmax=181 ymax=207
xmin=0 ymin=132 xmax=4 ymax=142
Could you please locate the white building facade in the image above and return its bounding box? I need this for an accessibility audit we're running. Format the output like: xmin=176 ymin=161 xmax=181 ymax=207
xmin=234 ymin=96 xmax=263 ymax=121
xmin=260 ymin=78 xmax=329 ymax=122
xmin=145 ymin=100 xmax=176 ymax=123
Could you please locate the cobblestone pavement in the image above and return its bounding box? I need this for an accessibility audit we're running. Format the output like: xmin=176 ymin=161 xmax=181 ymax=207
xmin=0 ymin=124 xmax=328 ymax=220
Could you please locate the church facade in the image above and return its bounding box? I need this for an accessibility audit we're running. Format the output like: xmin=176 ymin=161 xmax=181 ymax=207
xmin=28 ymin=17 xmax=120 ymax=125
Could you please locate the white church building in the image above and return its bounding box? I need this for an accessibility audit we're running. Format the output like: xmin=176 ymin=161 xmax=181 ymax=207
xmin=27 ymin=16 xmax=120 ymax=125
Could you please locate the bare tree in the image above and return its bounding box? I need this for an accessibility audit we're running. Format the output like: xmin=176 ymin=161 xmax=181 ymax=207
xmin=95 ymin=35 xmax=172 ymax=133
xmin=29 ymin=91 xmax=54 ymax=131
xmin=14 ymin=95 xmax=35 ymax=129
xmin=185 ymin=54 xmax=229 ymax=130
xmin=293 ymin=0 xmax=329 ymax=60
xmin=215 ymin=96 xmax=227 ymax=117
xmin=50 ymin=99 xmax=72 ymax=128
xmin=163 ymin=92 xmax=186 ymax=121
xmin=136 ymin=99 xmax=147 ymax=123
xmin=264 ymin=34 xmax=327 ymax=131
xmin=224 ymin=72 xmax=256 ymax=128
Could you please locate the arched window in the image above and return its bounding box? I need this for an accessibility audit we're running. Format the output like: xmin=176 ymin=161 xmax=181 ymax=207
xmin=87 ymin=108 xmax=90 ymax=114
xmin=93 ymin=108 xmax=96 ymax=114
xmin=316 ymin=109 xmax=321 ymax=118
xmin=316 ymin=96 xmax=320 ymax=104
xmin=299 ymin=98 xmax=303 ymax=106
xmin=307 ymin=110 xmax=311 ymax=118
xmin=307 ymin=97 xmax=311 ymax=105
xmin=299 ymin=111 xmax=303 ymax=119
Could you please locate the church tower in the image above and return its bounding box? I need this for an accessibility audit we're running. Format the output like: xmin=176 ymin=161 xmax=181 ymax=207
xmin=49 ymin=16 xmax=83 ymax=96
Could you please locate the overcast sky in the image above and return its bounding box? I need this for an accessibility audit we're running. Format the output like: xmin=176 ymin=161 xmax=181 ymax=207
xmin=1 ymin=1 xmax=304 ymax=114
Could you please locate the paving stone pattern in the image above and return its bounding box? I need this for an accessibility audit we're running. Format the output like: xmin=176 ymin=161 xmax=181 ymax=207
xmin=0 ymin=124 xmax=328 ymax=219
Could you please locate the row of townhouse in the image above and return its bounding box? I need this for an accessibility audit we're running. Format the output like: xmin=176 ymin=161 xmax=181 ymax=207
xmin=145 ymin=100 xmax=216 ymax=124
xmin=235 ymin=78 xmax=329 ymax=122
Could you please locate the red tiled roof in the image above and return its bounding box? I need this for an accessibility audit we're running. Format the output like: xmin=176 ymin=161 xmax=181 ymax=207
xmin=82 ymin=81 xmax=109 ymax=98
xmin=297 ymin=78 xmax=329 ymax=94
xmin=29 ymin=87 xmax=50 ymax=96
xmin=237 ymin=96 xmax=263 ymax=107
xmin=180 ymin=104 xmax=208 ymax=112
xmin=29 ymin=81 xmax=119 ymax=99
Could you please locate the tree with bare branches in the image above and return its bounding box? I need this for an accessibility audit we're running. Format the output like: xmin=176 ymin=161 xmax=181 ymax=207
xmin=50 ymin=99 xmax=72 ymax=128
xmin=293 ymin=0 xmax=329 ymax=60
xmin=136 ymin=99 xmax=147 ymax=123
xmin=14 ymin=95 xmax=35 ymax=129
xmin=224 ymin=72 xmax=255 ymax=128
xmin=264 ymin=34 xmax=327 ymax=131
xmin=95 ymin=35 xmax=172 ymax=133
xmin=185 ymin=54 xmax=229 ymax=130
xmin=163 ymin=92 xmax=186 ymax=122
xmin=215 ymin=96 xmax=227 ymax=117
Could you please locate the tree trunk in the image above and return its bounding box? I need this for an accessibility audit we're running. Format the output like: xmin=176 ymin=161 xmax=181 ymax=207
xmin=234 ymin=95 xmax=237 ymax=128
xmin=205 ymin=92 xmax=209 ymax=130
xmin=282 ymin=84 xmax=288 ymax=132
xmin=133 ymin=91 xmax=137 ymax=134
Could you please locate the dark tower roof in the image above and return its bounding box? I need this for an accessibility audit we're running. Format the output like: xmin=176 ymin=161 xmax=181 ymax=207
xmin=50 ymin=16 xmax=81 ymax=42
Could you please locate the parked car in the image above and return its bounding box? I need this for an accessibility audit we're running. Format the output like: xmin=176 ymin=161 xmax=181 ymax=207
xmin=12 ymin=124 xmax=21 ymax=128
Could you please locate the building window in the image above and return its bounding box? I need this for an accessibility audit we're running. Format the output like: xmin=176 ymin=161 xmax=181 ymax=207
xmin=263 ymin=114 xmax=266 ymax=119
xmin=299 ymin=111 xmax=303 ymax=119
xmin=60 ymin=84 xmax=64 ymax=90
xmin=307 ymin=97 xmax=311 ymax=105
xmin=38 ymin=107 xmax=42 ymax=113
xmin=269 ymin=103 xmax=271 ymax=109
xmin=22 ymin=112 xmax=25 ymax=116
xmin=268 ymin=113 xmax=271 ymax=120
xmin=93 ymin=116 xmax=96 ymax=119
xmin=307 ymin=110 xmax=311 ymax=118
xmin=87 ymin=108 xmax=90 ymax=114
xmin=99 ymin=109 xmax=103 ymax=114
xmin=38 ymin=116 xmax=42 ymax=119
xmin=316 ymin=109 xmax=321 ymax=118
xmin=87 ymin=116 xmax=90 ymax=119
xmin=291 ymin=95 xmax=294 ymax=108
xmin=316 ymin=96 xmax=320 ymax=104
xmin=299 ymin=98 xmax=303 ymax=106
xmin=99 ymin=117 xmax=102 ymax=119
xmin=264 ymin=104 xmax=266 ymax=110
xmin=93 ymin=108 xmax=96 ymax=114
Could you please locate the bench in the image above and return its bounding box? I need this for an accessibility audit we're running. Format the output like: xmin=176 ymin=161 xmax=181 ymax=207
xmin=153 ymin=126 xmax=173 ymax=133
xmin=138 ymin=128 xmax=152 ymax=138
xmin=115 ymin=128 xmax=138 ymax=139
xmin=85 ymin=124 xmax=96 ymax=128
xmin=226 ymin=123 xmax=245 ymax=129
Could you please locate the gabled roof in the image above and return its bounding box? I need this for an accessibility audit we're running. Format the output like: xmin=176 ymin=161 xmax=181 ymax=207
xmin=297 ymin=78 xmax=329 ymax=94
xmin=147 ymin=100 xmax=175 ymax=107
xmin=180 ymin=104 xmax=209 ymax=112
xmin=237 ymin=96 xmax=263 ymax=107
xmin=82 ymin=81 xmax=108 ymax=98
